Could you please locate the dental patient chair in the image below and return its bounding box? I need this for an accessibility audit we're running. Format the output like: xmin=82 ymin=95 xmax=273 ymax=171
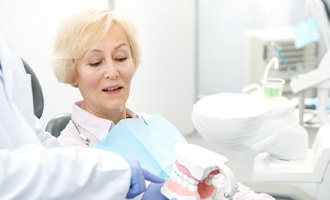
xmin=22 ymin=58 xmax=44 ymax=119
xmin=45 ymin=113 xmax=71 ymax=138
xmin=22 ymin=58 xmax=70 ymax=138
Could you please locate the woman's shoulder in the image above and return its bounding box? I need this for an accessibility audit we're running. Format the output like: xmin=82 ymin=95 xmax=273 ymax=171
xmin=57 ymin=122 xmax=88 ymax=147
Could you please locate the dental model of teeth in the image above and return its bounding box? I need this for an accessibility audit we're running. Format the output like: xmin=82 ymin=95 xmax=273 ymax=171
xmin=161 ymin=143 xmax=237 ymax=200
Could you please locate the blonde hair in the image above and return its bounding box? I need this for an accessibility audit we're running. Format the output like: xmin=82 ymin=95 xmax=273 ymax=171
xmin=52 ymin=9 xmax=140 ymax=86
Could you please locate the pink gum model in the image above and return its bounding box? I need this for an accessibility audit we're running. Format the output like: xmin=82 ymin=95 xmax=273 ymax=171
xmin=161 ymin=143 xmax=237 ymax=200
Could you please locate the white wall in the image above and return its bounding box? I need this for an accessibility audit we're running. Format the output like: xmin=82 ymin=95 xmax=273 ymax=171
xmin=0 ymin=0 xmax=196 ymax=135
xmin=114 ymin=0 xmax=196 ymax=135
xmin=198 ymin=0 xmax=308 ymax=96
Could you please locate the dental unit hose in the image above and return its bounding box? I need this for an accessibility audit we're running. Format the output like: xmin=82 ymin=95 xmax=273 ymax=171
xmin=263 ymin=57 xmax=279 ymax=82
xmin=271 ymin=42 xmax=292 ymax=77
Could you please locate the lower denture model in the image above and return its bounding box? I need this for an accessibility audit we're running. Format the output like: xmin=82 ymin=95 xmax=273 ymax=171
xmin=161 ymin=143 xmax=237 ymax=200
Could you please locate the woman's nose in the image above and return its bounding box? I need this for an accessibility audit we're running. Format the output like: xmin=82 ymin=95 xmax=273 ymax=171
xmin=104 ymin=61 xmax=119 ymax=79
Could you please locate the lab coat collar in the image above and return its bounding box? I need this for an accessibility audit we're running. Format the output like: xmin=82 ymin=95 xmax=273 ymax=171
xmin=0 ymin=33 xmax=40 ymax=146
xmin=0 ymin=33 xmax=26 ymax=99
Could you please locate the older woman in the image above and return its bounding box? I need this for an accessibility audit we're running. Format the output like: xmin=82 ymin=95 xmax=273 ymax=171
xmin=52 ymin=9 xmax=173 ymax=200
xmin=52 ymin=9 xmax=144 ymax=147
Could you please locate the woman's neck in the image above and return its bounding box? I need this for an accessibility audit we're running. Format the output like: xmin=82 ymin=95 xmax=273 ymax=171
xmin=80 ymin=101 xmax=126 ymax=124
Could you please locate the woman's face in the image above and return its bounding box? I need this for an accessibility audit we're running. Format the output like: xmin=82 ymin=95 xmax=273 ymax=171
xmin=75 ymin=23 xmax=136 ymax=119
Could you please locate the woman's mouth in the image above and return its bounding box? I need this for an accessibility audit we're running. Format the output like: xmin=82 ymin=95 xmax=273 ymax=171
xmin=102 ymin=86 xmax=123 ymax=92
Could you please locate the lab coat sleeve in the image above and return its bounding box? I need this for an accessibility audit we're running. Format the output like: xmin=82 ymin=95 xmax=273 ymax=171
xmin=34 ymin=116 xmax=61 ymax=148
xmin=0 ymin=144 xmax=131 ymax=199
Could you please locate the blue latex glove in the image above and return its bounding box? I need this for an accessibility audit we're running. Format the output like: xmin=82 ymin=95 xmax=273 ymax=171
xmin=125 ymin=158 xmax=165 ymax=199
xmin=142 ymin=182 xmax=169 ymax=200
xmin=142 ymin=168 xmax=165 ymax=183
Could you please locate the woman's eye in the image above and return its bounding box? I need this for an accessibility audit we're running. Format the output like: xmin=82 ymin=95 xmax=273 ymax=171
xmin=115 ymin=57 xmax=128 ymax=62
xmin=89 ymin=61 xmax=102 ymax=67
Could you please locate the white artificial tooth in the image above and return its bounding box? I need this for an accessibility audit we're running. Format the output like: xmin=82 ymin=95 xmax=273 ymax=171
xmin=173 ymin=164 xmax=178 ymax=173
xmin=188 ymin=178 xmax=199 ymax=185
xmin=171 ymin=172 xmax=178 ymax=182
xmin=208 ymin=174 xmax=215 ymax=179
xmin=203 ymin=178 xmax=213 ymax=185
xmin=182 ymin=180 xmax=189 ymax=188
xmin=177 ymin=176 xmax=183 ymax=184
xmin=174 ymin=168 xmax=179 ymax=176
xmin=179 ymin=171 xmax=183 ymax=177
xmin=182 ymin=174 xmax=188 ymax=181
xmin=188 ymin=184 xmax=198 ymax=192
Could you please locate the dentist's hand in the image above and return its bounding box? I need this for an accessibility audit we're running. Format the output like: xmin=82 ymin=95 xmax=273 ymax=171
xmin=125 ymin=158 xmax=164 ymax=199
xmin=141 ymin=182 xmax=165 ymax=200
xmin=141 ymin=168 xmax=165 ymax=183
xmin=142 ymin=181 xmax=177 ymax=200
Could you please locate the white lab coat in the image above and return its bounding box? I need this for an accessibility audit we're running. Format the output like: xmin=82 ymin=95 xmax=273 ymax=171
xmin=0 ymin=33 xmax=132 ymax=199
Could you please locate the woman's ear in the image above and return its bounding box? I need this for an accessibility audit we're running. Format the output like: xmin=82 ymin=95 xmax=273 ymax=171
xmin=70 ymin=79 xmax=78 ymax=88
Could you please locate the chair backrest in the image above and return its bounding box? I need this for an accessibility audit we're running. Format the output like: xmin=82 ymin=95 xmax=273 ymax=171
xmin=46 ymin=113 xmax=71 ymax=138
xmin=22 ymin=58 xmax=44 ymax=119
xmin=21 ymin=59 xmax=70 ymax=137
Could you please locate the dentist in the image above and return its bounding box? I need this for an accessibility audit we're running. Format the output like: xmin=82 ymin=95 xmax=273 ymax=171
xmin=0 ymin=32 xmax=163 ymax=199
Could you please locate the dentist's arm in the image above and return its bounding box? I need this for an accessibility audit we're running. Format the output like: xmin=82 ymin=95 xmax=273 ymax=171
xmin=0 ymin=144 xmax=133 ymax=199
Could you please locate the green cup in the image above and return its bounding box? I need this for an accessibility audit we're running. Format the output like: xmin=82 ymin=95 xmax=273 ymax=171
xmin=261 ymin=78 xmax=285 ymax=99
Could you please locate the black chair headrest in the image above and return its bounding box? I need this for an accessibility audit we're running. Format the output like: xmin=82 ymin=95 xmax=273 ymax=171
xmin=22 ymin=58 xmax=44 ymax=118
